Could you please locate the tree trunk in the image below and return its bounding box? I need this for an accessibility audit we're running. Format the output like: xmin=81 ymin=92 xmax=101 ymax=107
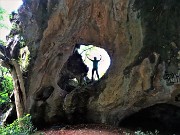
xmin=9 ymin=60 xmax=26 ymax=119
xmin=11 ymin=66 xmax=24 ymax=119
xmin=11 ymin=60 xmax=27 ymax=111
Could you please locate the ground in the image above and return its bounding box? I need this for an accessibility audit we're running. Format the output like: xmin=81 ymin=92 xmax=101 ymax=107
xmin=35 ymin=124 xmax=134 ymax=135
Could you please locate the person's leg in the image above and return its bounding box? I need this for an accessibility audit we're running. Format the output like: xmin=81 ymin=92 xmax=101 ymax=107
xmin=96 ymin=69 xmax=100 ymax=80
xmin=92 ymin=69 xmax=95 ymax=81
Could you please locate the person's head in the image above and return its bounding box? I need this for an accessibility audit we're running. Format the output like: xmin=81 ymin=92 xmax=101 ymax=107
xmin=94 ymin=57 xmax=97 ymax=60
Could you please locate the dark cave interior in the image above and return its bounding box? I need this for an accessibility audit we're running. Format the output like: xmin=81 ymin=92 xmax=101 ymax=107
xmin=119 ymin=103 xmax=180 ymax=135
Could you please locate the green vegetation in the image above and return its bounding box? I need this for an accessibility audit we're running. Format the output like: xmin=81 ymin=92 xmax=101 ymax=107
xmin=0 ymin=7 xmax=7 ymax=44
xmin=19 ymin=46 xmax=30 ymax=72
xmin=0 ymin=7 xmax=8 ymax=29
xmin=125 ymin=130 xmax=159 ymax=135
xmin=0 ymin=67 xmax=13 ymax=106
xmin=134 ymin=130 xmax=159 ymax=135
xmin=0 ymin=114 xmax=36 ymax=135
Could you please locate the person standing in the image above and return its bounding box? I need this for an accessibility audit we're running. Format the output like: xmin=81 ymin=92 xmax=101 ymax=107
xmin=87 ymin=55 xmax=102 ymax=81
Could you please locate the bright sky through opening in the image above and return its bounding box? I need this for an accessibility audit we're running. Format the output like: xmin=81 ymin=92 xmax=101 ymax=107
xmin=0 ymin=0 xmax=23 ymax=41
xmin=78 ymin=45 xmax=111 ymax=80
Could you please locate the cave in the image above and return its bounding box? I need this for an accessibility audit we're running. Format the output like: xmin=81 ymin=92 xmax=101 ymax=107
xmin=5 ymin=0 xmax=180 ymax=131
xmin=119 ymin=103 xmax=180 ymax=135
xmin=57 ymin=44 xmax=111 ymax=92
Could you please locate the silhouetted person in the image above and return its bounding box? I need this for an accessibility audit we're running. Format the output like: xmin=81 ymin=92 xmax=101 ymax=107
xmin=88 ymin=55 xmax=102 ymax=81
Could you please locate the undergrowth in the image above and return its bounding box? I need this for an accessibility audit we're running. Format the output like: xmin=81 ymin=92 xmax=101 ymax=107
xmin=0 ymin=114 xmax=36 ymax=135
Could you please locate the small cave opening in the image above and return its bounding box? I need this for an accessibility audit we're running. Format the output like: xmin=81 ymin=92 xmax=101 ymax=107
xmin=58 ymin=44 xmax=111 ymax=93
xmin=78 ymin=44 xmax=111 ymax=81
xmin=119 ymin=103 xmax=180 ymax=135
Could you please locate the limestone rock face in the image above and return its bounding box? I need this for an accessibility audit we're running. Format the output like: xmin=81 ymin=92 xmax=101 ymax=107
xmin=19 ymin=0 xmax=180 ymax=127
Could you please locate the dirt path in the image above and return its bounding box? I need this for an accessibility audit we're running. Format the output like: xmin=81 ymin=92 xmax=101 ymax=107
xmin=36 ymin=124 xmax=134 ymax=135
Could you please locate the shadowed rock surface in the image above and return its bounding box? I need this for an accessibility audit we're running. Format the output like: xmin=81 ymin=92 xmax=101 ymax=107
xmin=120 ymin=103 xmax=180 ymax=134
xmin=17 ymin=0 xmax=180 ymax=131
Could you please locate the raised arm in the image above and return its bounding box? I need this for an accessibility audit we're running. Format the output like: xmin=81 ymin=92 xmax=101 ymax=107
xmin=98 ymin=55 xmax=102 ymax=61
xmin=87 ymin=56 xmax=93 ymax=61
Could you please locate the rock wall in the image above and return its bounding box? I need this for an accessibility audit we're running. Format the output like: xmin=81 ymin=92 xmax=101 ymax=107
xmin=19 ymin=0 xmax=180 ymax=127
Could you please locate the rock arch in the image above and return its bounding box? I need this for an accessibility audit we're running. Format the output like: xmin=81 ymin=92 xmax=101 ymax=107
xmin=18 ymin=0 xmax=180 ymax=128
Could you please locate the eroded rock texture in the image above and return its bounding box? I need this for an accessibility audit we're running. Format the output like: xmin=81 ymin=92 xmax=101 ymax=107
xmin=19 ymin=0 xmax=180 ymax=127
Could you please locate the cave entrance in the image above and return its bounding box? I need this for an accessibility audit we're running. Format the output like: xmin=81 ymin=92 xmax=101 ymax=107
xmin=119 ymin=104 xmax=180 ymax=135
xmin=78 ymin=44 xmax=111 ymax=81
xmin=58 ymin=44 xmax=110 ymax=92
